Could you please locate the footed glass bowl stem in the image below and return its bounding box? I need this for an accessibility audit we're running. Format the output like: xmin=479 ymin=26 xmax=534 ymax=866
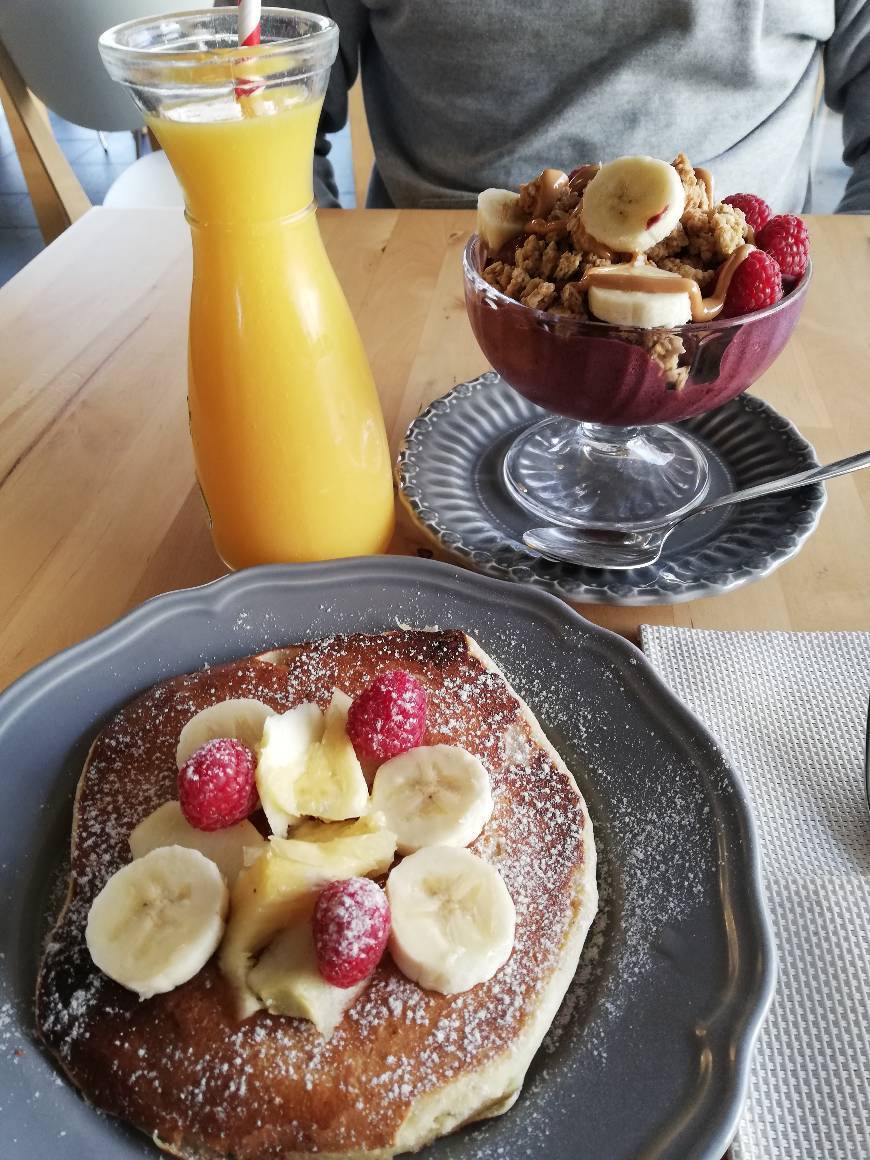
xmin=503 ymin=417 xmax=710 ymax=530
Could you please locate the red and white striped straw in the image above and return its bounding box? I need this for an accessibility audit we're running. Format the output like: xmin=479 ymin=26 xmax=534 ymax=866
xmin=235 ymin=0 xmax=262 ymax=98
xmin=237 ymin=0 xmax=261 ymax=47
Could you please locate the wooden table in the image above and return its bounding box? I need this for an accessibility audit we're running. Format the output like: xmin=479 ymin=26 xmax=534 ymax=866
xmin=1 ymin=207 xmax=868 ymax=692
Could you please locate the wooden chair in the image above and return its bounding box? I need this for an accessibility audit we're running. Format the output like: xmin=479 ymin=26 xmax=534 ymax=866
xmin=0 ymin=1 xmax=214 ymax=244
xmin=348 ymin=79 xmax=374 ymax=207
xmin=0 ymin=38 xmax=90 ymax=244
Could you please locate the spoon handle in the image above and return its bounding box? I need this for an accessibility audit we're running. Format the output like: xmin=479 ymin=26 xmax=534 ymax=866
xmin=690 ymin=448 xmax=870 ymax=520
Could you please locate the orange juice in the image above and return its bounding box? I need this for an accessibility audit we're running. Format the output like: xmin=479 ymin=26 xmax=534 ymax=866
xmin=150 ymin=92 xmax=394 ymax=568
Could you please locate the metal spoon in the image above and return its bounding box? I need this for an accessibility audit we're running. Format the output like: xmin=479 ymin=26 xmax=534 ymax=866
xmin=523 ymin=449 xmax=870 ymax=570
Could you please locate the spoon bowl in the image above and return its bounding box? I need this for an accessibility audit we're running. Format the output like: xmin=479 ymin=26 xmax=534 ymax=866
xmin=523 ymin=526 xmax=668 ymax=569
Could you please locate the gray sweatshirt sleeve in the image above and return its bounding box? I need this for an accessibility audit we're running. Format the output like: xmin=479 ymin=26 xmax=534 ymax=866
xmin=825 ymin=0 xmax=870 ymax=212
xmin=299 ymin=1 xmax=369 ymax=208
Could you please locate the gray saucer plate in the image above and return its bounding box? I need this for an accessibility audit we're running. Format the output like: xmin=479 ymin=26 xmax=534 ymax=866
xmin=397 ymin=372 xmax=826 ymax=605
xmin=0 ymin=559 xmax=774 ymax=1159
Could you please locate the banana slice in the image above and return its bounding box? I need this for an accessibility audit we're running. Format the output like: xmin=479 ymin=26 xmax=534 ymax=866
xmin=477 ymin=187 xmax=528 ymax=254
xmin=293 ymin=690 xmax=370 ymax=821
xmin=248 ymin=922 xmax=369 ymax=1038
xmin=369 ymin=744 xmax=492 ymax=855
xmin=271 ymin=816 xmax=396 ymax=871
xmin=176 ymin=698 xmax=276 ymax=768
xmin=386 ymin=846 xmax=515 ymax=994
xmin=587 ymin=263 xmax=693 ymax=327
xmin=580 ymin=156 xmax=685 ymax=253
xmin=129 ymin=800 xmax=265 ymax=886
xmin=291 ymin=815 xmax=386 ymax=844
xmin=255 ymin=702 xmax=325 ymax=837
xmin=85 ymin=845 xmax=228 ymax=999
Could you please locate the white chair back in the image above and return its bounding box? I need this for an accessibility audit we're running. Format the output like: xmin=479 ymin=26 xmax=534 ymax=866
xmin=104 ymin=149 xmax=183 ymax=208
xmin=0 ymin=1 xmax=214 ymax=132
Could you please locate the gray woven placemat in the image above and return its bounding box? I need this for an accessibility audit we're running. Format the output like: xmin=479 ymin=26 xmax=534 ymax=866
xmin=641 ymin=627 xmax=870 ymax=1159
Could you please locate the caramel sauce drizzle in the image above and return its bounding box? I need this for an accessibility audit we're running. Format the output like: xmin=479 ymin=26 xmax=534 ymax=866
xmin=577 ymin=229 xmax=613 ymax=260
xmin=694 ymin=165 xmax=714 ymax=206
xmin=523 ymin=164 xmax=610 ymax=253
xmin=530 ymin=168 xmax=570 ymax=220
xmin=577 ymin=244 xmax=754 ymax=322
xmin=525 ymin=217 xmax=570 ymax=238
xmin=524 ymin=205 xmax=613 ymax=261
xmin=567 ymin=163 xmax=600 ymax=195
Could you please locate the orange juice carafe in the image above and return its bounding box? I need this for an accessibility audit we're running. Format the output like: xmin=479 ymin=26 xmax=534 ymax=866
xmin=100 ymin=10 xmax=394 ymax=567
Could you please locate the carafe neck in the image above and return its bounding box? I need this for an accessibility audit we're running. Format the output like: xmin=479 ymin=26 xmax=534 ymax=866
xmin=146 ymin=90 xmax=322 ymax=227
xmin=186 ymin=200 xmax=317 ymax=233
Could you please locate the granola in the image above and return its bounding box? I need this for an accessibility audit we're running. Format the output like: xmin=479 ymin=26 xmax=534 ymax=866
xmin=482 ymin=154 xmax=752 ymax=322
xmin=480 ymin=154 xmax=756 ymax=385
xmin=521 ymin=278 xmax=557 ymax=311
xmin=683 ymin=203 xmax=750 ymax=265
xmin=642 ymin=331 xmax=689 ymax=391
xmin=656 ymin=257 xmax=718 ymax=291
xmin=672 ymin=151 xmax=711 ymax=213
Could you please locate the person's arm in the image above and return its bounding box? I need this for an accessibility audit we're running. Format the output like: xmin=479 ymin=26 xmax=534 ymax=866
xmin=301 ymin=1 xmax=369 ymax=207
xmin=824 ymin=0 xmax=870 ymax=212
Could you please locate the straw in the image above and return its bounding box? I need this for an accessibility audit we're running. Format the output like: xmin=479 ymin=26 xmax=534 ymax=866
xmin=235 ymin=0 xmax=262 ymax=98
xmin=237 ymin=0 xmax=261 ymax=47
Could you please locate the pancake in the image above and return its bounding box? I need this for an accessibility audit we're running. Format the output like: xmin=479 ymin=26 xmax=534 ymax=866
xmin=36 ymin=629 xmax=597 ymax=1158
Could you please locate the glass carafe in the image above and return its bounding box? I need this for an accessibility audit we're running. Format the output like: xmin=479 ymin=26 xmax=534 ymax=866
xmin=99 ymin=9 xmax=395 ymax=568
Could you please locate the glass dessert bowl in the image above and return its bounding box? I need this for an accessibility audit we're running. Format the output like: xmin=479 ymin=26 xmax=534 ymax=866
xmin=463 ymin=176 xmax=812 ymax=532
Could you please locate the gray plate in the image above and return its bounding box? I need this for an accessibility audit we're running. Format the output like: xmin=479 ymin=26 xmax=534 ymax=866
xmin=397 ymin=372 xmax=826 ymax=605
xmin=0 ymin=559 xmax=774 ymax=1159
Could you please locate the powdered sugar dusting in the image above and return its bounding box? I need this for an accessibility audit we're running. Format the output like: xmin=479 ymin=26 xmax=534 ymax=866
xmin=36 ymin=630 xmax=595 ymax=1155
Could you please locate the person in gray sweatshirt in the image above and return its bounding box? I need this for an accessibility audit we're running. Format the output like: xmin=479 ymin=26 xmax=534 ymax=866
xmin=283 ymin=0 xmax=870 ymax=214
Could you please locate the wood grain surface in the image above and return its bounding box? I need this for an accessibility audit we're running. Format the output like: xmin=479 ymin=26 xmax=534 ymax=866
xmin=1 ymin=207 xmax=868 ymax=692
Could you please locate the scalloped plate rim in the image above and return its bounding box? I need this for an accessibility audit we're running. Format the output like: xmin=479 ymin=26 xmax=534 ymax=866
xmin=0 ymin=557 xmax=775 ymax=1160
xmin=396 ymin=373 xmax=826 ymax=606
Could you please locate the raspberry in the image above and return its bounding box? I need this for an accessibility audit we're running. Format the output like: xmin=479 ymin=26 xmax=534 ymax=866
xmin=720 ymin=249 xmax=783 ymax=318
xmin=178 ymin=738 xmax=258 ymax=831
xmin=346 ymin=671 xmax=427 ymax=764
xmin=722 ymin=193 xmax=771 ymax=234
xmin=755 ymin=214 xmax=810 ymax=281
xmin=313 ymin=877 xmax=391 ymax=988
